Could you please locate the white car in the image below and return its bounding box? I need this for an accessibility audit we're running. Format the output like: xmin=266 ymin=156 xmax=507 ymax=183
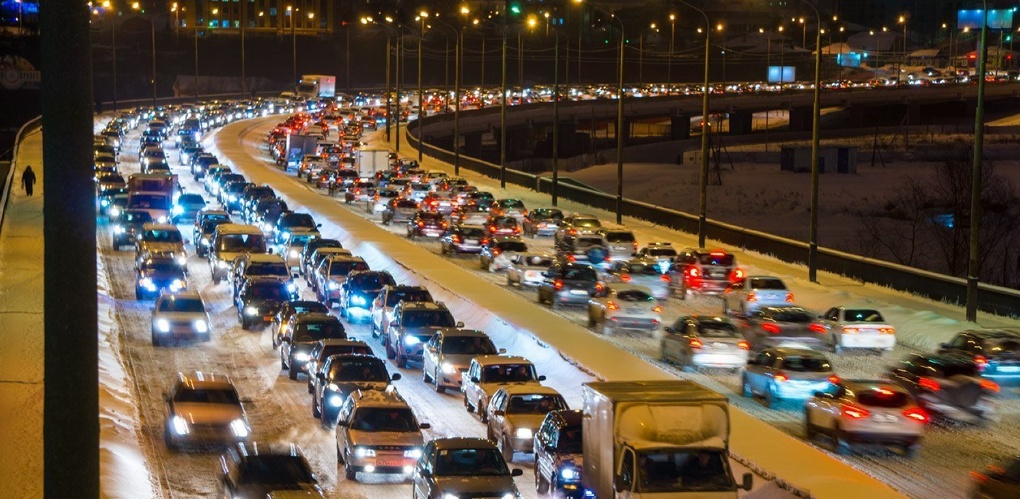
xmin=816 ymin=306 xmax=896 ymax=354
xmin=485 ymin=385 xmax=569 ymax=462
xmin=603 ymin=258 xmax=670 ymax=300
xmin=586 ymin=285 xmax=662 ymax=335
xmin=461 ymin=355 xmax=546 ymax=422
xmin=479 ymin=239 xmax=529 ymax=273
xmin=150 ymin=291 xmax=210 ymax=346
xmin=506 ymin=254 xmax=556 ymax=287
xmin=722 ymin=275 xmax=794 ymax=316
xmin=805 ymin=379 xmax=927 ymax=457
xmin=660 ymin=315 xmax=749 ymax=371
xmin=422 ymin=329 xmax=501 ymax=393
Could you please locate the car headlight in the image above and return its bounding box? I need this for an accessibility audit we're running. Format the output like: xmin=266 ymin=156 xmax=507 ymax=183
xmin=244 ymin=306 xmax=259 ymax=316
xmin=442 ymin=362 xmax=456 ymax=374
xmin=155 ymin=318 xmax=170 ymax=333
xmin=110 ymin=207 xmax=121 ymax=218
xmin=280 ymin=231 xmax=291 ymax=240
xmin=354 ymin=446 xmax=376 ymax=458
xmin=169 ymin=279 xmax=185 ymax=292
xmin=293 ymin=352 xmax=310 ymax=362
xmin=350 ymin=295 xmax=366 ymax=306
xmin=501 ymin=494 xmax=515 ymax=499
xmin=100 ymin=198 xmax=111 ymax=207
xmin=139 ymin=277 xmax=156 ymax=291
xmin=228 ymin=195 xmax=237 ymax=202
xmin=560 ymin=467 xmax=580 ymax=480
xmin=170 ymin=415 xmax=189 ymax=435
xmin=515 ymin=428 xmax=533 ymax=439
xmin=328 ymin=281 xmax=340 ymax=290
xmin=113 ymin=225 xmax=125 ymax=234
xmin=193 ymin=320 xmax=208 ymax=333
xmin=217 ymin=260 xmax=230 ymax=268
xmin=443 ymin=495 xmax=460 ymax=499
xmin=200 ymin=238 xmax=210 ymax=247
xmin=175 ymin=254 xmax=188 ymax=266
xmin=289 ymin=249 xmax=300 ymax=258
xmin=404 ymin=336 xmax=421 ymax=346
xmin=157 ymin=216 xmax=168 ymax=224
xmin=171 ymin=205 xmax=184 ymax=215
xmin=404 ymin=448 xmax=423 ymax=459
xmin=229 ymin=419 xmax=250 ymax=438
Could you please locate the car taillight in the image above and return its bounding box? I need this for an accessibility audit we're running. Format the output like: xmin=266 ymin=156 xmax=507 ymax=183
xmin=567 ymin=255 xmax=577 ymax=262
xmin=633 ymin=241 xmax=639 ymax=250
xmin=689 ymin=338 xmax=703 ymax=349
xmin=569 ymin=228 xmax=577 ymax=236
xmin=595 ymin=282 xmax=604 ymax=293
xmin=737 ymin=340 xmax=751 ymax=350
xmin=902 ymin=407 xmax=929 ymax=423
xmin=842 ymin=327 xmax=859 ymax=334
xmin=827 ymin=375 xmax=841 ymax=384
xmin=879 ymin=327 xmax=895 ymax=335
xmin=660 ymin=274 xmax=671 ymax=283
xmin=417 ymin=221 xmax=425 ymax=227
xmin=481 ymin=238 xmax=489 ymax=245
xmin=492 ymin=249 xmax=502 ymax=256
xmin=974 ymin=355 xmax=988 ymax=372
xmin=489 ymin=226 xmax=497 ymax=232
xmin=785 ymin=292 xmax=795 ymax=302
xmin=620 ymin=274 xmax=632 ymax=282
xmin=969 ymin=471 xmax=989 ymax=484
xmin=773 ymin=372 xmax=789 ymax=382
xmin=606 ymin=301 xmax=619 ymax=311
xmin=809 ymin=323 xmax=826 ymax=333
xmin=513 ymin=227 xmax=521 ymax=234
xmin=841 ymin=403 xmax=870 ymax=419
xmin=761 ymin=323 xmax=781 ymax=334
xmin=980 ymin=379 xmax=1000 ymax=393
xmin=918 ymin=377 xmax=941 ymax=392
xmin=731 ymin=268 xmax=745 ymax=281
xmin=452 ymin=235 xmax=461 ymax=243
xmin=553 ymin=279 xmax=564 ymax=290
xmin=746 ymin=292 xmax=757 ymax=303
xmin=688 ymin=267 xmax=700 ymax=278
xmin=652 ymin=305 xmax=662 ymax=313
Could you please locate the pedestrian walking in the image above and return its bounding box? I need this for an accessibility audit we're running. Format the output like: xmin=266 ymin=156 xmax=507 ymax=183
xmin=21 ymin=165 xmax=36 ymax=196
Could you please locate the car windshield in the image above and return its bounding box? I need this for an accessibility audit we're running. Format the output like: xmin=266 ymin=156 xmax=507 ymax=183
xmin=506 ymin=394 xmax=567 ymax=414
xmin=496 ymin=241 xmax=528 ymax=253
xmin=781 ymin=356 xmax=832 ymax=372
xmin=434 ymin=448 xmax=510 ymax=477
xmin=350 ymin=408 xmax=418 ymax=432
xmin=575 ymin=218 xmax=601 ymax=228
xmin=128 ymin=194 xmax=169 ymax=210
xmin=141 ymin=260 xmax=180 ymax=273
xmin=501 ymin=200 xmax=524 ymax=209
xmin=218 ymin=233 xmax=265 ymax=252
xmin=396 ymin=200 xmax=418 ymax=208
xmin=646 ymin=248 xmax=677 ymax=257
xmin=698 ymin=322 xmax=740 ymax=338
xmin=386 ymin=289 xmax=433 ymax=307
xmin=556 ymin=426 xmax=583 ymax=453
xmin=562 ymin=267 xmax=597 ymax=281
xmin=248 ymin=262 xmax=288 ymax=277
xmin=294 ymin=320 xmax=345 ymax=341
xmin=143 ymin=230 xmax=182 ymax=243
xmin=627 ymin=263 xmax=660 ymax=275
xmin=401 ymin=310 xmax=456 ymax=328
xmin=460 ymin=227 xmax=486 ymax=237
xmin=248 ymin=282 xmax=289 ymax=300
xmin=698 ymin=253 xmax=734 ymax=266
xmin=482 ymin=364 xmax=536 ymax=382
xmin=281 ymin=213 xmax=315 ymax=228
xmin=525 ymin=256 xmax=555 ymax=268
xmin=751 ymin=278 xmax=786 ymax=290
xmin=178 ymin=194 xmax=204 ymax=205
xmin=442 ymin=336 xmax=497 ymax=355
xmin=857 ymin=388 xmax=910 ymax=408
xmin=768 ymin=309 xmax=814 ymax=323
xmin=158 ymin=297 xmax=204 ymax=313
xmin=576 ymin=237 xmax=605 ymax=247
xmin=329 ymin=260 xmax=369 ymax=276
xmin=237 ymin=456 xmax=314 ymax=485
xmin=174 ymin=388 xmax=239 ymax=405
xmin=330 ymin=359 xmax=389 ymax=382
xmin=290 ymin=234 xmax=315 ymax=247
xmin=492 ymin=217 xmax=517 ymax=228
xmin=320 ymin=345 xmax=372 ymax=358
xmin=933 ymin=362 xmax=978 ymax=378
xmin=615 ymin=289 xmax=654 ymax=302
xmin=122 ymin=211 xmax=153 ymax=224
xmin=533 ymin=209 xmax=562 ymax=220
xmin=350 ymin=273 xmax=395 ymax=291
xmin=637 ymin=450 xmax=733 ymax=493
xmin=843 ymin=309 xmax=885 ymax=323
xmin=201 ymin=220 xmax=227 ymax=233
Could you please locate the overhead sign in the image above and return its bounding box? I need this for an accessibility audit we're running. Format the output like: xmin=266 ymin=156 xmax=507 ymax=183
xmin=957 ymin=9 xmax=1014 ymax=30
xmin=768 ymin=66 xmax=796 ymax=84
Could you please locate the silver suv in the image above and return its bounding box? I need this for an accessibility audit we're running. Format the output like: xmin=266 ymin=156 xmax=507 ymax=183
xmin=163 ymin=372 xmax=249 ymax=451
xmin=422 ymin=329 xmax=502 ymax=393
xmin=411 ymin=438 xmax=523 ymax=499
xmin=385 ymin=301 xmax=462 ymax=369
xmin=335 ymin=389 xmax=430 ymax=480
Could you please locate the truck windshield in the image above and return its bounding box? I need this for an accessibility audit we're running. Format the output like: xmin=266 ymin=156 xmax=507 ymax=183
xmin=128 ymin=194 xmax=169 ymax=210
xmin=637 ymin=450 xmax=733 ymax=493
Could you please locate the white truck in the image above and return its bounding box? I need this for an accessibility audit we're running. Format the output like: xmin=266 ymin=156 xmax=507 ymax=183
xmin=581 ymin=380 xmax=752 ymax=498
xmin=297 ymin=74 xmax=336 ymax=99
xmin=127 ymin=173 xmax=178 ymax=224
xmin=357 ymin=148 xmax=390 ymax=176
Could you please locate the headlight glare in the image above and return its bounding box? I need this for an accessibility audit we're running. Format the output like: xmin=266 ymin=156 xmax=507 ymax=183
xmin=328 ymin=281 xmax=340 ymax=290
xmin=229 ymin=419 xmax=250 ymax=438
xmin=442 ymin=362 xmax=456 ymax=374
xmin=244 ymin=306 xmax=259 ymax=316
xmin=170 ymin=415 xmax=189 ymax=435
xmin=155 ymin=318 xmax=170 ymax=333
xmin=404 ymin=448 xmax=423 ymax=459
xmin=404 ymin=336 xmax=421 ymax=346
xmin=560 ymin=467 xmax=580 ymax=480
xmin=351 ymin=295 xmax=366 ymax=306
xmin=515 ymin=428 xmax=533 ymax=439
xmin=139 ymin=277 xmax=156 ymax=291
xmin=294 ymin=352 xmax=310 ymax=362
xmin=354 ymin=446 xmax=376 ymax=458
xmin=193 ymin=320 xmax=208 ymax=333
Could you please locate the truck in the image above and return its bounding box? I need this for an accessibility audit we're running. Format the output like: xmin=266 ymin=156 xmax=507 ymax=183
xmin=280 ymin=134 xmax=321 ymax=171
xmin=296 ymin=74 xmax=336 ymax=99
xmin=581 ymin=380 xmax=752 ymax=498
xmin=127 ymin=173 xmax=178 ymax=224
xmin=357 ymin=148 xmax=390 ymax=176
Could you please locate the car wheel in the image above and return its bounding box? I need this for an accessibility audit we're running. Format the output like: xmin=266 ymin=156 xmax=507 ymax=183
xmin=163 ymin=424 xmax=177 ymax=452
xmin=741 ymin=375 xmax=753 ymax=398
xmin=506 ymin=275 xmax=514 ymax=287
xmin=336 ymin=443 xmax=344 ymax=464
xmin=679 ymin=286 xmax=688 ymax=301
xmin=536 ymin=470 xmax=550 ymax=495
xmin=345 ymin=461 xmax=357 ymax=481
xmin=804 ymin=409 xmax=816 ymax=441
xmin=903 ymin=444 xmax=921 ymax=459
xmin=151 ymin=333 xmax=162 ymax=347
xmin=385 ymin=339 xmax=396 ymax=359
xmin=833 ymin=342 xmax=843 ymax=354
xmin=288 ymin=362 xmax=299 ymax=380
xmin=587 ymin=314 xmax=596 ymax=327
xmin=396 ymin=353 xmax=408 ymax=369
xmin=434 ymin=371 xmax=446 ymax=394
xmin=240 ymin=317 xmax=250 ymax=331
xmin=764 ymin=384 xmax=779 ymax=409
xmin=320 ymin=409 xmax=335 ymax=429
xmin=464 ymin=395 xmax=475 ymax=413
xmin=501 ymin=436 xmax=515 ymax=463
xmin=479 ymin=400 xmax=489 ymax=423
xmin=211 ymin=275 xmax=221 ymax=285
xmin=550 ymin=300 xmax=559 ymax=311
xmin=312 ymin=397 xmax=321 ymax=418
xmin=307 ymin=379 xmax=314 ymax=394
xmin=423 ymin=368 xmax=433 ymax=384
xmin=721 ymin=299 xmax=729 ymax=316
xmin=834 ymin=426 xmax=852 ymax=456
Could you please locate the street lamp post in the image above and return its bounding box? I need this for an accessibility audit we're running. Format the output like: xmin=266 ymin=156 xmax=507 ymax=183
xmin=797 ymin=0 xmax=823 ymax=283
xmin=500 ymin=15 xmax=508 ymax=188
xmin=667 ymin=15 xmax=675 ymax=93
xmin=132 ymin=2 xmax=157 ymax=107
xmin=240 ymin=2 xmax=246 ymax=96
xmin=417 ymin=11 xmax=428 ymax=164
xmin=966 ymin=3 xmax=990 ymax=322
xmin=108 ymin=4 xmax=117 ymax=110
xmin=287 ymin=6 xmax=296 ymax=90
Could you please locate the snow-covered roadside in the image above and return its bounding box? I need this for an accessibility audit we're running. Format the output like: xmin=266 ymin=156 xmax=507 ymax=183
xmin=97 ymin=239 xmax=158 ymax=499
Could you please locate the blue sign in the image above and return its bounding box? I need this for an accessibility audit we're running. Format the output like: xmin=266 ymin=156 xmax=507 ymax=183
xmin=957 ymin=9 xmax=1014 ymax=30
xmin=837 ymin=52 xmax=862 ymax=68
xmin=768 ymin=66 xmax=796 ymax=83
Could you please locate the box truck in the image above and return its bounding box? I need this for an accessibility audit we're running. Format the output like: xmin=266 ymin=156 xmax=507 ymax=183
xmin=357 ymin=148 xmax=390 ymax=176
xmin=297 ymin=75 xmax=336 ymax=99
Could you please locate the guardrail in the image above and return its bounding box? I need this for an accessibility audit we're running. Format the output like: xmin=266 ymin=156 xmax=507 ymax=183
xmin=407 ymin=116 xmax=1020 ymax=318
xmin=0 ymin=116 xmax=42 ymax=239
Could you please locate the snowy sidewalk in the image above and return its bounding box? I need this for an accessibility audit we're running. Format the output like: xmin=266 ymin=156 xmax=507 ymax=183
xmin=0 ymin=126 xmax=44 ymax=497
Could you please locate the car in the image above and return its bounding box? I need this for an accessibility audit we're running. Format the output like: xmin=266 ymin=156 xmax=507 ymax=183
xmin=439 ymin=224 xmax=487 ymax=255
xmin=134 ymin=223 xmax=187 ymax=269
xmin=208 ymin=223 xmax=267 ymax=285
xmin=381 ymin=198 xmax=420 ymax=226
xmin=421 ymin=191 xmax=458 ymax=215
xmin=218 ymin=442 xmax=322 ymax=498
xmin=221 ymin=181 xmax=254 ymax=213
xmin=602 ymin=228 xmax=638 ymax=261
xmin=969 ymin=455 xmax=1020 ymax=498
xmin=483 ymin=215 xmax=522 ymax=238
xmin=406 ymin=210 xmax=448 ymax=239
xmin=533 ymin=409 xmax=584 ymax=498
xmin=401 ymin=182 xmax=432 ymax=203
xmin=634 ymin=241 xmax=679 ymax=270
xmin=304 ymin=248 xmax=353 ymax=292
xmin=337 ymin=270 xmax=396 ymax=322
xmin=250 ymin=197 xmax=289 ymax=229
xmin=422 ymin=329 xmax=502 ymax=393
xmin=462 ymin=355 xmax=546 ymax=422
xmin=452 ymin=205 xmax=490 ymax=226
xmin=671 ymin=248 xmax=742 ymax=299
xmin=464 ymin=190 xmax=495 ymax=208
xmin=489 ymin=198 xmax=528 ymax=221
xmin=385 ymin=301 xmax=462 ymax=369
xmin=887 ymin=353 xmax=999 ymax=424
xmin=280 ymin=312 xmax=347 ymax=380
xmin=235 ymin=277 xmax=294 ymax=330
xmin=112 ymin=209 xmax=153 ymax=250
xmin=314 ymin=255 xmax=370 ymax=307
xmin=150 ymin=291 xmax=211 ymax=346
xmin=410 ymin=438 xmax=523 ymax=499
xmin=335 ymin=389 xmax=430 ymax=480
xmin=506 ymin=253 xmax=557 ymax=287
xmin=816 ymin=306 xmax=897 ymax=354
xmin=587 ymin=284 xmax=662 ymax=335
xmin=603 ymin=258 xmax=671 ymax=300
xmin=178 ymin=143 xmax=202 ymax=166
xmin=163 ymin=372 xmax=249 ymax=451
xmin=537 ymin=262 xmax=605 ymax=310
xmin=229 ymin=253 xmax=292 ymax=300
xmin=192 ymin=209 xmax=231 ymax=252
xmin=485 ymin=385 xmax=569 ymax=462
xmin=344 ymin=180 xmax=378 ymax=205
xmin=741 ymin=347 xmax=840 ymax=409
xmin=369 ymin=187 xmax=401 ymax=213
xmin=479 ymin=238 xmax=529 ymax=273
xmin=370 ymin=285 xmax=434 ymax=340
xmin=279 ymin=229 xmax=319 ymax=272
xmin=305 ymin=339 xmax=373 ymax=394
xmin=274 ymin=212 xmax=320 ymax=245
xmin=522 ymin=208 xmax=564 ymax=237
xmin=271 ymin=300 xmax=330 ymax=349
xmin=300 ymin=238 xmax=343 ymax=279
xmin=171 ymin=193 xmax=207 ymax=224
xmin=557 ymin=233 xmax=611 ymax=267
xmin=554 ymin=213 xmax=601 ymax=245
xmin=660 ymin=315 xmax=750 ymax=371
xmin=722 ymin=275 xmax=795 ymax=316
xmin=312 ymin=354 xmax=401 ymax=427
xmin=743 ymin=306 xmax=827 ymax=351
xmin=805 ymin=379 xmax=928 ymax=457
xmin=938 ymin=329 xmax=1020 ymax=384
xmin=135 ymin=256 xmax=188 ymax=300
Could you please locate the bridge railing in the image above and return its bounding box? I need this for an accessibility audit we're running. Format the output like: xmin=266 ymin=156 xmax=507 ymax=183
xmin=407 ymin=115 xmax=1020 ymax=317
xmin=0 ymin=116 xmax=42 ymax=242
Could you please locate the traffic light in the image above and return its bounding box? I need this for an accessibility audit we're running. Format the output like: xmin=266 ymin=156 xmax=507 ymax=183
xmin=508 ymin=1 xmax=522 ymax=15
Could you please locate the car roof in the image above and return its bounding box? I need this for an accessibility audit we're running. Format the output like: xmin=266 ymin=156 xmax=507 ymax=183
xmin=434 ymin=328 xmax=489 ymax=339
xmin=214 ymin=223 xmax=263 ymax=235
xmin=398 ymin=301 xmax=449 ymax=311
xmin=292 ymin=312 xmax=339 ymax=323
xmin=840 ymin=379 xmax=908 ymax=394
xmin=142 ymin=223 xmax=179 ymax=231
xmin=351 ymin=388 xmax=410 ymax=409
xmin=159 ymin=290 xmax=202 ymax=301
xmin=496 ymin=384 xmax=561 ymax=396
xmin=432 ymin=437 xmax=499 ymax=451
xmin=316 ymin=339 xmax=368 ymax=347
xmin=246 ymin=253 xmax=286 ymax=263
xmin=177 ymin=371 xmax=234 ymax=390
xmin=231 ymin=442 xmax=304 ymax=458
xmin=472 ymin=355 xmax=534 ymax=366
xmin=961 ymin=329 xmax=1020 ymax=340
xmin=767 ymin=347 xmax=828 ymax=357
xmin=609 ymin=284 xmax=654 ymax=294
xmin=687 ymin=315 xmax=732 ymax=325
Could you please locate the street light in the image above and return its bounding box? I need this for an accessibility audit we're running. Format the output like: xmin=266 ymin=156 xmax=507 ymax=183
xmin=898 ymin=15 xmax=908 ymax=79
xmin=362 ymin=17 xmax=398 ymax=145
xmin=795 ymin=0 xmax=823 ymax=283
xmin=966 ymin=2 xmax=991 ymax=322
xmin=287 ymin=6 xmax=295 ymax=90
xmin=639 ymin=23 xmax=657 ymax=85
xmin=667 ymin=14 xmax=675 ymax=94
xmin=528 ymin=16 xmax=567 ymax=206
xmin=132 ymin=1 xmax=156 ymax=107
xmin=416 ymin=10 xmax=429 ymax=164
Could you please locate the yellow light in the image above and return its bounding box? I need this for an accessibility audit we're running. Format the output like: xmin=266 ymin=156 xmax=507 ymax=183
xmin=759 ymin=28 xmax=764 ymax=33
xmin=286 ymin=5 xmax=292 ymax=12
xmin=527 ymin=16 xmax=537 ymax=28
xmin=211 ymin=8 xmax=217 ymax=15
xmin=460 ymin=6 xmax=469 ymax=15
xmin=716 ymin=23 xmax=723 ymax=31
xmin=778 ymin=26 xmax=784 ymax=32
xmin=385 ymin=16 xmax=393 ymax=23
xmin=419 ymin=10 xmax=429 ymax=18
xmin=899 ymin=15 xmax=906 ymax=24
xmin=103 ymin=0 xmax=111 ymax=8
xmin=650 ymin=23 xmax=656 ymax=29
xmin=307 ymin=12 xmax=314 ymax=19
xmin=131 ymin=2 xmax=140 ymax=10
xmin=669 ymin=14 xmax=675 ymax=21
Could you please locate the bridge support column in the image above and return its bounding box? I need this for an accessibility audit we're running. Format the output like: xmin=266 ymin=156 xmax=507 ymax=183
xmin=788 ymin=106 xmax=813 ymax=132
xmin=463 ymin=131 xmax=483 ymax=157
xmin=670 ymin=115 xmax=690 ymax=140
xmin=728 ymin=111 xmax=754 ymax=135
xmin=617 ymin=118 xmax=631 ymax=144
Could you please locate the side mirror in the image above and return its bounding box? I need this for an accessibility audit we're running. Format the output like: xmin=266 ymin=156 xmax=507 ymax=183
xmin=813 ymin=391 xmax=827 ymax=398
xmin=511 ymin=468 xmax=524 ymax=477
xmin=470 ymin=376 xmax=480 ymax=384
xmin=391 ymin=373 xmax=402 ymax=381
xmin=456 ymin=321 xmax=465 ymax=328
xmin=316 ymin=372 xmax=325 ymax=380
xmin=494 ymin=409 xmax=505 ymax=416
xmin=336 ymin=420 xmax=348 ymax=427
xmin=419 ymin=422 xmax=431 ymax=430
xmin=538 ymin=375 xmax=547 ymax=381
xmin=741 ymin=472 xmax=753 ymax=491
xmin=498 ymin=348 xmax=507 ymax=354
xmin=390 ymin=320 xmax=398 ymax=327
xmin=317 ymin=224 xmax=323 ymax=228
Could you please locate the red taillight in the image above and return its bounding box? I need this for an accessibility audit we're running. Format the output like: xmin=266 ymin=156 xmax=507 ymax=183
xmin=606 ymin=301 xmax=619 ymax=311
xmin=492 ymin=249 xmax=502 ymax=256
xmin=633 ymin=241 xmax=639 ymax=250
xmin=489 ymin=226 xmax=497 ymax=233
xmin=710 ymin=250 xmax=726 ymax=257
xmin=513 ymin=227 xmax=521 ymax=234
xmin=785 ymin=292 xmax=795 ymax=303
xmin=841 ymin=403 xmax=870 ymax=419
xmin=417 ymin=221 xmax=425 ymax=228
xmin=553 ymin=279 xmax=564 ymax=290
xmin=481 ymin=238 xmax=489 ymax=245
xmin=652 ymin=305 xmax=663 ymax=313
xmin=737 ymin=340 xmax=751 ymax=350
xmin=452 ymin=235 xmax=461 ymax=243
xmin=567 ymin=255 xmax=577 ymax=262
xmin=569 ymin=228 xmax=577 ymax=236
xmin=809 ymin=323 xmax=827 ymax=334
xmin=746 ymin=292 xmax=757 ymax=303
xmin=903 ymin=407 xmax=929 ymax=423
xmin=879 ymin=327 xmax=896 ymax=335
xmin=918 ymin=377 xmax=941 ymax=392
xmin=827 ymin=375 xmax=841 ymax=384
xmin=731 ymin=268 xmax=745 ymax=281
xmin=620 ymin=274 xmax=632 ymax=283
xmin=969 ymin=471 xmax=989 ymax=484
xmin=842 ymin=327 xmax=859 ymax=335
xmin=975 ymin=355 xmax=988 ymax=372
xmin=980 ymin=379 xmax=1000 ymax=393
xmin=595 ymin=282 xmax=605 ymax=293
xmin=773 ymin=372 xmax=789 ymax=382
xmin=761 ymin=323 xmax=781 ymax=334
xmin=688 ymin=267 xmax=700 ymax=278
xmin=660 ymin=274 xmax=671 ymax=283
xmin=689 ymin=338 xmax=703 ymax=349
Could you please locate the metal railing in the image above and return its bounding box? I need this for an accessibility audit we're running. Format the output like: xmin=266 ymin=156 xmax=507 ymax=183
xmin=0 ymin=116 xmax=42 ymax=238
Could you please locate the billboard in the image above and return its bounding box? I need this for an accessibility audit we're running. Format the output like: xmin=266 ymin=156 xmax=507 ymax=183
xmin=957 ymin=9 xmax=1014 ymax=30
xmin=768 ymin=66 xmax=796 ymax=83
xmin=837 ymin=52 xmax=863 ymax=68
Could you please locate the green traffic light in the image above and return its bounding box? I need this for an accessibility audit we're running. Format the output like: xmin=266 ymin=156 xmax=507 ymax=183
xmin=510 ymin=4 xmax=521 ymax=15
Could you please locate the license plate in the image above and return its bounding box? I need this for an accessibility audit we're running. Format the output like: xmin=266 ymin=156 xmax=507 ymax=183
xmin=569 ymin=289 xmax=588 ymax=296
xmin=263 ymin=315 xmax=273 ymax=321
xmin=377 ymin=459 xmax=402 ymax=467
xmin=998 ymin=366 xmax=1020 ymax=373
xmin=464 ymin=239 xmax=477 ymax=245
xmin=874 ymin=414 xmax=898 ymax=423
xmin=172 ymin=327 xmax=191 ymax=335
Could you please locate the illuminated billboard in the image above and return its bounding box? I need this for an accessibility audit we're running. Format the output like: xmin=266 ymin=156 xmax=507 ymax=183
xmin=768 ymin=66 xmax=796 ymax=83
xmin=957 ymin=9 xmax=1014 ymax=30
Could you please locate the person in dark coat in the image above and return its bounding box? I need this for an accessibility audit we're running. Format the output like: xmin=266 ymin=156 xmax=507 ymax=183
xmin=21 ymin=165 xmax=36 ymax=196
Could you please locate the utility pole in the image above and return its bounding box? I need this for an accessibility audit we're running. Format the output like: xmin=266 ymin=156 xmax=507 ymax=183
xmin=966 ymin=4 xmax=990 ymax=322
